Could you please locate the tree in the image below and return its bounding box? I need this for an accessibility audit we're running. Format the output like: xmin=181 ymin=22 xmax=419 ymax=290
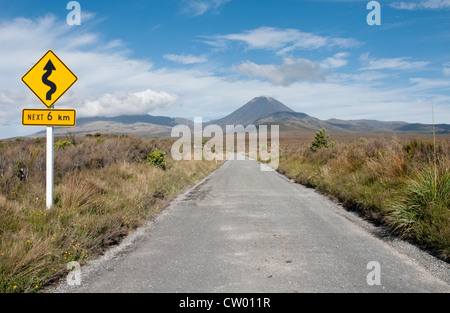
xmin=310 ymin=128 xmax=329 ymax=151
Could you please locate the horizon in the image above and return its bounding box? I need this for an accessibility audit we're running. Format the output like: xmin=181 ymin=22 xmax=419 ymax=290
xmin=0 ymin=1 xmax=449 ymax=138
xmin=5 ymin=95 xmax=450 ymax=139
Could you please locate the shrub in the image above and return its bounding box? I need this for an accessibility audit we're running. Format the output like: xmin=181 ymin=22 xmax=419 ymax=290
xmin=310 ymin=129 xmax=329 ymax=151
xmin=147 ymin=149 xmax=166 ymax=170
xmin=54 ymin=140 xmax=73 ymax=150
xmin=94 ymin=132 xmax=101 ymax=137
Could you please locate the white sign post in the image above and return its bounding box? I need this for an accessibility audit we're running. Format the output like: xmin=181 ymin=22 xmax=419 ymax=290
xmin=46 ymin=125 xmax=54 ymax=209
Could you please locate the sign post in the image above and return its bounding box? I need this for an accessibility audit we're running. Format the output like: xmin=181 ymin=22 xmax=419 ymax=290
xmin=21 ymin=50 xmax=78 ymax=209
xmin=46 ymin=125 xmax=54 ymax=209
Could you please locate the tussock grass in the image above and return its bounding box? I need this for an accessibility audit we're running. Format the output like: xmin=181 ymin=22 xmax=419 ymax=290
xmin=0 ymin=135 xmax=221 ymax=293
xmin=278 ymin=134 xmax=450 ymax=261
xmin=388 ymin=164 xmax=449 ymax=257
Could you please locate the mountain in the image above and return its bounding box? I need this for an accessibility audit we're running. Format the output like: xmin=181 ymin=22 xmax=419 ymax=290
xmin=24 ymin=96 xmax=449 ymax=138
xmin=28 ymin=115 xmax=193 ymax=138
xmin=209 ymin=96 xmax=294 ymax=128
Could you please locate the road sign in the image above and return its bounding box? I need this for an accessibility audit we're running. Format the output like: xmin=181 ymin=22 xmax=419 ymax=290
xmin=22 ymin=50 xmax=78 ymax=108
xmin=21 ymin=50 xmax=78 ymax=210
xmin=22 ymin=109 xmax=76 ymax=127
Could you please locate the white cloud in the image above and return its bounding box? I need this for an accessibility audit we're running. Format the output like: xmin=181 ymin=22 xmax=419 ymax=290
xmin=330 ymin=71 xmax=390 ymax=84
xmin=182 ymin=0 xmax=231 ymax=16
xmin=391 ymin=0 xmax=450 ymax=10
xmin=409 ymin=77 xmax=450 ymax=90
xmin=164 ymin=54 xmax=208 ymax=64
xmin=203 ymin=27 xmax=361 ymax=55
xmin=360 ymin=54 xmax=429 ymax=71
xmin=321 ymin=52 xmax=350 ymax=69
xmin=443 ymin=62 xmax=450 ymax=76
xmin=234 ymin=57 xmax=328 ymax=86
xmin=76 ymin=89 xmax=179 ymax=117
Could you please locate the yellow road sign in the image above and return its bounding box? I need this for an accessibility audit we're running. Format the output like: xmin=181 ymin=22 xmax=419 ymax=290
xmin=22 ymin=50 xmax=78 ymax=108
xmin=22 ymin=109 xmax=76 ymax=127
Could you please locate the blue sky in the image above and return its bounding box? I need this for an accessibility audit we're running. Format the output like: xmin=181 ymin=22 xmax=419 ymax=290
xmin=0 ymin=0 xmax=449 ymax=138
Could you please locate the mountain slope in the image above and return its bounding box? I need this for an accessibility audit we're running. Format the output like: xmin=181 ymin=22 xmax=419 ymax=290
xmin=256 ymin=111 xmax=348 ymax=132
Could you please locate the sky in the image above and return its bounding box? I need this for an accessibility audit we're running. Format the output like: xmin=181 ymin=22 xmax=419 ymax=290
xmin=0 ymin=0 xmax=449 ymax=138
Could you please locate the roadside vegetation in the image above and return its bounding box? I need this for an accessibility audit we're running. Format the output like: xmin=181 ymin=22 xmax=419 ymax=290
xmin=0 ymin=134 xmax=221 ymax=293
xmin=278 ymin=131 xmax=449 ymax=262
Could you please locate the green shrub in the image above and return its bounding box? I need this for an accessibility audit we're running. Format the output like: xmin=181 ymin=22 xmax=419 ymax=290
xmin=94 ymin=132 xmax=101 ymax=137
xmin=310 ymin=129 xmax=329 ymax=151
xmin=54 ymin=140 xmax=73 ymax=150
xmin=147 ymin=149 xmax=166 ymax=170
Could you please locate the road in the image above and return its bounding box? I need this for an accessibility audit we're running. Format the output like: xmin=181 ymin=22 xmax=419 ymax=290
xmin=54 ymin=157 xmax=449 ymax=293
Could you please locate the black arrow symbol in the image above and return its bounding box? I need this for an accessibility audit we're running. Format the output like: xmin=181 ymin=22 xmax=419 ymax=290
xmin=42 ymin=60 xmax=57 ymax=101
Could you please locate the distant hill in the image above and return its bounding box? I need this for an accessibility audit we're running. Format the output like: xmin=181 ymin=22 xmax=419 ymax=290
xmin=394 ymin=123 xmax=450 ymax=134
xmin=28 ymin=115 xmax=193 ymax=138
xmin=77 ymin=115 xmax=193 ymax=128
xmin=325 ymin=118 xmax=409 ymax=133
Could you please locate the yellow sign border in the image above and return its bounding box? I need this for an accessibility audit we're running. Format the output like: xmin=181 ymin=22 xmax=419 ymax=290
xmin=22 ymin=109 xmax=77 ymax=127
xmin=21 ymin=50 xmax=78 ymax=108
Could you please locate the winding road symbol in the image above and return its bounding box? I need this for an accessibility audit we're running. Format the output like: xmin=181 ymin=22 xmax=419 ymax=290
xmin=21 ymin=50 xmax=77 ymax=108
xmin=42 ymin=60 xmax=57 ymax=101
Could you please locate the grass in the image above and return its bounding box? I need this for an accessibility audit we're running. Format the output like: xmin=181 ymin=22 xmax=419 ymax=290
xmin=0 ymin=134 xmax=222 ymax=293
xmin=388 ymin=164 xmax=449 ymax=252
xmin=277 ymin=133 xmax=450 ymax=261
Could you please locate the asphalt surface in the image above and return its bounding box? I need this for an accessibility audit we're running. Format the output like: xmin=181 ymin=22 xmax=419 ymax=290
xmin=53 ymin=157 xmax=449 ymax=293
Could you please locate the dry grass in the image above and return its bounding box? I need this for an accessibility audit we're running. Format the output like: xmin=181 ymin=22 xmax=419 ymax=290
xmin=0 ymin=134 xmax=222 ymax=293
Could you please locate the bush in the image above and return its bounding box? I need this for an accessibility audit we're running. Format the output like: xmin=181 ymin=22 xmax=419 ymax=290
xmin=54 ymin=140 xmax=73 ymax=150
xmin=310 ymin=129 xmax=329 ymax=151
xmin=147 ymin=149 xmax=166 ymax=170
